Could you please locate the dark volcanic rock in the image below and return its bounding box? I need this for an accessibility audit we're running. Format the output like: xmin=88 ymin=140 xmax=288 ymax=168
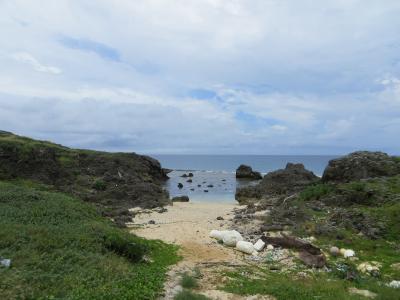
xmin=322 ymin=151 xmax=400 ymax=183
xmin=236 ymin=164 xmax=262 ymax=180
xmin=177 ymin=183 xmax=184 ymax=189
xmin=188 ymin=172 xmax=194 ymax=177
xmin=0 ymin=131 xmax=169 ymax=213
xmin=172 ymin=195 xmax=189 ymax=202
xmin=236 ymin=163 xmax=318 ymax=202
xmin=260 ymin=163 xmax=319 ymax=195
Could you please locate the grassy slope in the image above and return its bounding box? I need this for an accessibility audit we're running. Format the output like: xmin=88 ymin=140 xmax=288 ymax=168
xmin=222 ymin=177 xmax=400 ymax=300
xmin=0 ymin=181 xmax=179 ymax=300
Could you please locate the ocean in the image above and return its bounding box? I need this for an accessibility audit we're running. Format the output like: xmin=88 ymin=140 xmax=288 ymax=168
xmin=152 ymin=155 xmax=338 ymax=203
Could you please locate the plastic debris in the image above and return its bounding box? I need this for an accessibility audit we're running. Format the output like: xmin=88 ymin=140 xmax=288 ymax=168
xmin=0 ymin=258 xmax=11 ymax=268
xmin=253 ymin=239 xmax=265 ymax=251
xmin=357 ymin=262 xmax=381 ymax=276
xmin=236 ymin=241 xmax=256 ymax=254
xmin=266 ymin=244 xmax=274 ymax=251
xmin=209 ymin=230 xmax=243 ymax=247
xmin=388 ymin=280 xmax=400 ymax=289
xmin=222 ymin=230 xmax=243 ymax=247
xmin=343 ymin=249 xmax=355 ymax=258
xmin=330 ymin=246 xmax=340 ymax=256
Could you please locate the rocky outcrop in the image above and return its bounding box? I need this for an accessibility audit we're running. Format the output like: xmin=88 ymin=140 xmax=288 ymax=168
xmin=172 ymin=196 xmax=189 ymax=202
xmin=236 ymin=163 xmax=318 ymax=202
xmin=260 ymin=163 xmax=319 ymax=195
xmin=0 ymin=131 xmax=169 ymax=213
xmin=322 ymin=151 xmax=400 ymax=183
xmin=235 ymin=164 xmax=262 ymax=180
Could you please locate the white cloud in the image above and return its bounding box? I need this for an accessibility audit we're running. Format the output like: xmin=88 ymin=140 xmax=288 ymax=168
xmin=0 ymin=1 xmax=399 ymax=154
xmin=11 ymin=52 xmax=61 ymax=74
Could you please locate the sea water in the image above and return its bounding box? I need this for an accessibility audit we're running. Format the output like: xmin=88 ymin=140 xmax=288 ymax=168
xmin=152 ymin=155 xmax=338 ymax=203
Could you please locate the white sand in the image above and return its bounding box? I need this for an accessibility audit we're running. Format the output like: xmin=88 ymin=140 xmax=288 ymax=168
xmin=130 ymin=202 xmax=240 ymax=263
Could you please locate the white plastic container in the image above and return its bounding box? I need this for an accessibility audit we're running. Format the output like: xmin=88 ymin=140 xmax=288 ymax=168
xmin=253 ymin=239 xmax=265 ymax=251
xmin=222 ymin=230 xmax=243 ymax=247
xmin=236 ymin=241 xmax=256 ymax=254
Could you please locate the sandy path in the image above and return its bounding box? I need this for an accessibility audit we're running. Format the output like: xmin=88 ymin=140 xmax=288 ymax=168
xmin=131 ymin=202 xmax=239 ymax=263
xmin=129 ymin=202 xmax=274 ymax=300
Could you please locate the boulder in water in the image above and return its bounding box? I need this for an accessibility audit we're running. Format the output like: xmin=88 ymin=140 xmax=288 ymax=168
xmin=236 ymin=165 xmax=262 ymax=180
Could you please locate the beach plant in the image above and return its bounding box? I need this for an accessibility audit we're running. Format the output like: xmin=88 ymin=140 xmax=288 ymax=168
xmin=0 ymin=181 xmax=179 ymax=299
xmin=180 ymin=272 xmax=199 ymax=289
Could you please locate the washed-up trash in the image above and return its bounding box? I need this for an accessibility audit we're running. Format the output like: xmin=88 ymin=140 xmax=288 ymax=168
xmin=343 ymin=249 xmax=355 ymax=258
xmin=253 ymin=239 xmax=265 ymax=251
xmin=266 ymin=244 xmax=274 ymax=251
xmin=0 ymin=258 xmax=11 ymax=268
xmin=209 ymin=230 xmax=243 ymax=246
xmin=236 ymin=241 xmax=256 ymax=254
xmin=330 ymin=246 xmax=340 ymax=256
xmin=357 ymin=262 xmax=381 ymax=275
xmin=222 ymin=230 xmax=243 ymax=247
xmin=388 ymin=280 xmax=400 ymax=289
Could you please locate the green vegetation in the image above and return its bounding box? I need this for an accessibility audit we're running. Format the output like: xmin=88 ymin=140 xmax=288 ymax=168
xmin=180 ymin=273 xmax=199 ymax=289
xmin=0 ymin=181 xmax=179 ymax=299
xmin=222 ymin=266 xmax=399 ymax=300
xmin=93 ymin=179 xmax=107 ymax=191
xmin=299 ymin=183 xmax=334 ymax=201
xmin=174 ymin=290 xmax=210 ymax=300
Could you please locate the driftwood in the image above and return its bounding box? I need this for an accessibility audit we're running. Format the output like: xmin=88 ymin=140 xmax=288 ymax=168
xmin=261 ymin=234 xmax=326 ymax=268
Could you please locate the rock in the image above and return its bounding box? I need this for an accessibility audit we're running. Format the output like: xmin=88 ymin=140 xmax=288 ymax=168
xmin=148 ymin=220 xmax=156 ymax=224
xmin=260 ymin=224 xmax=284 ymax=232
xmin=177 ymin=183 xmax=183 ymax=189
xmin=236 ymin=241 xmax=256 ymax=254
xmin=190 ymin=188 xmax=195 ymax=191
xmin=254 ymin=239 xmax=265 ymax=251
xmin=207 ymin=184 xmax=214 ymax=188
xmin=188 ymin=172 xmax=194 ymax=177
xmin=210 ymin=230 xmax=227 ymax=240
xmin=388 ymin=280 xmax=400 ymax=289
xmin=216 ymin=216 xmax=224 ymax=220
xmin=236 ymin=165 xmax=262 ymax=180
xmin=330 ymin=246 xmax=340 ymax=256
xmin=348 ymin=287 xmax=377 ymax=298
xmin=322 ymin=151 xmax=400 ymax=183
xmin=197 ymin=184 xmax=201 ymax=187
xmin=236 ymin=163 xmax=318 ymax=201
xmin=181 ymin=174 xmax=188 ymax=178
xmin=0 ymin=258 xmax=11 ymax=268
xmin=172 ymin=196 xmax=189 ymax=202
xmin=204 ymin=190 xmax=209 ymax=193
xmin=186 ymin=179 xmax=192 ymax=183
xmin=0 ymin=132 xmax=170 ymax=212
xmin=155 ymin=207 xmax=168 ymax=213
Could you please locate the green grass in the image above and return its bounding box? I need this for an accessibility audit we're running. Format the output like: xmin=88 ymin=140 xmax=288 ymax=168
xmin=180 ymin=273 xmax=199 ymax=289
xmin=0 ymin=181 xmax=179 ymax=299
xmin=222 ymin=267 xmax=399 ymax=300
xmin=299 ymin=183 xmax=335 ymax=201
xmin=174 ymin=290 xmax=210 ymax=300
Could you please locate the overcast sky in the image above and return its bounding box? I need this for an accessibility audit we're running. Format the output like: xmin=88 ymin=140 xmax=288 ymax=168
xmin=1 ymin=0 xmax=399 ymax=154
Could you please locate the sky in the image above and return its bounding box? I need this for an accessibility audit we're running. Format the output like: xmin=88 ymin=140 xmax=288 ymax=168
xmin=0 ymin=0 xmax=400 ymax=155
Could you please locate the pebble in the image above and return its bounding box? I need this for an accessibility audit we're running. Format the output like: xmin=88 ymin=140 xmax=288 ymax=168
xmin=266 ymin=244 xmax=274 ymax=251
xmin=330 ymin=246 xmax=340 ymax=256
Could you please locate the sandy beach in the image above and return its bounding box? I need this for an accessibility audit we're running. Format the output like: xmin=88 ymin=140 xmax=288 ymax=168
xmin=130 ymin=202 xmax=240 ymax=263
